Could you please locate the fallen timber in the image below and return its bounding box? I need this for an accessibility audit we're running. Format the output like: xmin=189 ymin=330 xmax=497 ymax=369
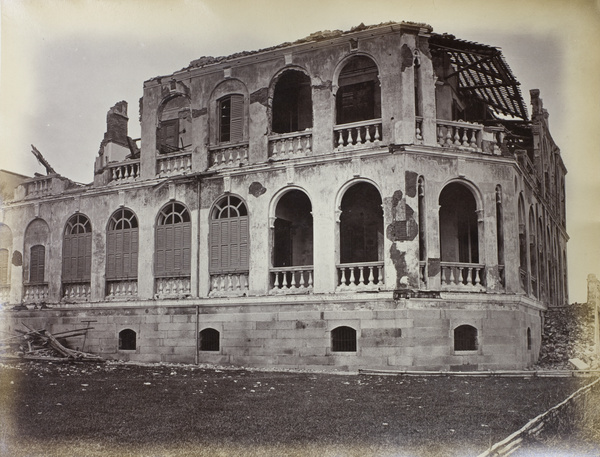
xmin=0 ymin=324 xmax=105 ymax=363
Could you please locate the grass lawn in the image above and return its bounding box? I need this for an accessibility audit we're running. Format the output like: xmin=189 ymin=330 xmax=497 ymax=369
xmin=0 ymin=361 xmax=596 ymax=457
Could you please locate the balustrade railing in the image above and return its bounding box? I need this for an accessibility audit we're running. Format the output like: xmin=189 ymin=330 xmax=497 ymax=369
xmin=0 ymin=285 xmax=10 ymax=303
xmin=62 ymin=282 xmax=91 ymax=301
xmin=419 ymin=261 xmax=427 ymax=288
xmin=25 ymin=177 xmax=52 ymax=196
xmin=106 ymin=280 xmax=138 ymax=299
xmin=156 ymin=151 xmax=192 ymax=176
xmin=337 ymin=261 xmax=384 ymax=292
xmin=415 ymin=116 xmax=424 ymax=144
xmin=270 ymin=266 xmax=313 ymax=294
xmin=436 ymin=120 xmax=482 ymax=151
xmin=334 ymin=119 xmax=382 ymax=151
xmin=155 ymin=276 xmax=191 ymax=297
xmin=23 ymin=284 xmax=49 ymax=303
xmin=209 ymin=143 xmax=249 ymax=168
xmin=209 ymin=272 xmax=249 ymax=297
xmin=107 ymin=160 xmax=140 ymax=183
xmin=268 ymin=131 xmax=312 ymax=159
xmin=440 ymin=262 xmax=485 ymax=291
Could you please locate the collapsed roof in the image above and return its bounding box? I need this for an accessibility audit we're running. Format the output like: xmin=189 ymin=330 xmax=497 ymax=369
xmin=429 ymin=34 xmax=528 ymax=121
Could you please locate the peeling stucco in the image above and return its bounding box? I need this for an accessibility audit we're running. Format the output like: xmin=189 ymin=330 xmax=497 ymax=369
xmin=192 ymin=108 xmax=207 ymax=118
xmin=389 ymin=244 xmax=408 ymax=289
xmin=249 ymin=182 xmax=266 ymax=197
xmin=400 ymin=44 xmax=414 ymax=72
xmin=250 ymin=88 xmax=269 ymax=106
xmin=405 ymin=171 xmax=417 ymax=198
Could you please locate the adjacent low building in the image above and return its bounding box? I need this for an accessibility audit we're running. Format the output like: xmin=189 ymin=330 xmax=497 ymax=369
xmin=0 ymin=22 xmax=568 ymax=370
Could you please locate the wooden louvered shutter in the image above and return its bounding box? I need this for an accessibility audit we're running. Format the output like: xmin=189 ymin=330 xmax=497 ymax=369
xmin=83 ymin=233 xmax=92 ymax=280
xmin=239 ymin=217 xmax=249 ymax=270
xmin=30 ymin=245 xmax=45 ymax=284
xmin=182 ymin=223 xmax=191 ymax=274
xmin=165 ymin=225 xmax=175 ymax=274
xmin=230 ymin=95 xmax=244 ymax=143
xmin=0 ymin=249 xmax=9 ymax=285
xmin=106 ymin=231 xmax=116 ymax=280
xmin=164 ymin=119 xmax=179 ymax=151
xmin=220 ymin=220 xmax=230 ymax=271
xmin=62 ymin=236 xmax=71 ymax=281
xmin=210 ymin=220 xmax=221 ymax=271
xmin=155 ymin=226 xmax=166 ymax=276
xmin=229 ymin=219 xmax=239 ymax=269
xmin=131 ymin=229 xmax=139 ymax=278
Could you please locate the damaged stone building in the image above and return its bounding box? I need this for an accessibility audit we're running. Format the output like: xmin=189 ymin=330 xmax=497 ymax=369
xmin=0 ymin=22 xmax=568 ymax=370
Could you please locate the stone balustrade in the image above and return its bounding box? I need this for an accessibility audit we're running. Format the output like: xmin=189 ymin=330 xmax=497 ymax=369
xmin=106 ymin=280 xmax=138 ymax=299
xmin=270 ymin=266 xmax=313 ymax=294
xmin=334 ymin=119 xmax=382 ymax=151
xmin=155 ymin=277 xmax=191 ymax=298
xmin=440 ymin=262 xmax=485 ymax=291
xmin=62 ymin=282 xmax=91 ymax=301
xmin=337 ymin=261 xmax=384 ymax=292
xmin=25 ymin=177 xmax=52 ymax=196
xmin=156 ymin=151 xmax=192 ymax=176
xmin=210 ymin=143 xmax=249 ymax=169
xmin=23 ymin=284 xmax=49 ymax=303
xmin=436 ymin=120 xmax=483 ymax=151
xmin=209 ymin=273 xmax=249 ymax=297
xmin=107 ymin=160 xmax=140 ymax=183
xmin=268 ymin=131 xmax=312 ymax=159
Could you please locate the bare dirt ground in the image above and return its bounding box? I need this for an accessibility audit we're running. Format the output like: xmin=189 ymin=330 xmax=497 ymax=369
xmin=1 ymin=361 xmax=597 ymax=457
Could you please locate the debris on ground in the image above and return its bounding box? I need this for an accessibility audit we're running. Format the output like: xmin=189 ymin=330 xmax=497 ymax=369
xmin=0 ymin=324 xmax=105 ymax=362
xmin=537 ymin=302 xmax=599 ymax=370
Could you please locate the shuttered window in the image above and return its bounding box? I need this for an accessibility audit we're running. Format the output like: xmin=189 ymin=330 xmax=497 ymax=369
xmin=29 ymin=245 xmax=45 ymax=284
xmin=0 ymin=248 xmax=8 ymax=286
xmin=219 ymin=95 xmax=244 ymax=144
xmin=210 ymin=195 xmax=248 ymax=273
xmin=107 ymin=209 xmax=139 ymax=280
xmin=62 ymin=214 xmax=92 ymax=282
xmin=155 ymin=202 xmax=191 ymax=277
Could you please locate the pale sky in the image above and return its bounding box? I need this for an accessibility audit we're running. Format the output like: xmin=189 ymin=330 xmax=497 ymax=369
xmin=1 ymin=0 xmax=599 ymax=302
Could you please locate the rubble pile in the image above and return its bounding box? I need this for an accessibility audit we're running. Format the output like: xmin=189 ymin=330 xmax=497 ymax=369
xmin=537 ymin=302 xmax=598 ymax=369
xmin=0 ymin=325 xmax=104 ymax=362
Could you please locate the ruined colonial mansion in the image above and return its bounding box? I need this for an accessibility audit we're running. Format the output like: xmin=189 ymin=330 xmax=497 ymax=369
xmin=0 ymin=22 xmax=568 ymax=370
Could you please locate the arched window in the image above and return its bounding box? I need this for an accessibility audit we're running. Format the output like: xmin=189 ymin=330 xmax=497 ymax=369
xmin=529 ymin=208 xmax=538 ymax=297
xmin=0 ymin=224 xmax=12 ymax=294
xmin=273 ymin=190 xmax=313 ymax=268
xmin=29 ymin=245 xmax=45 ymax=284
xmin=338 ymin=182 xmax=383 ymax=288
xmin=454 ymin=325 xmax=478 ymax=351
xmin=272 ymin=70 xmax=312 ymax=134
xmin=495 ymin=186 xmax=504 ymax=286
xmin=418 ymin=177 xmax=427 ymax=287
xmin=62 ymin=214 xmax=92 ymax=283
xmin=439 ymin=183 xmax=479 ymax=263
xmin=527 ymin=327 xmax=532 ymax=351
xmin=219 ymin=94 xmax=244 ymax=144
xmin=155 ymin=202 xmax=191 ymax=278
xmin=331 ymin=326 xmax=357 ymax=352
xmin=157 ymin=95 xmax=191 ymax=153
xmin=199 ymin=328 xmax=220 ymax=352
xmin=107 ymin=208 xmax=139 ymax=284
xmin=118 ymin=329 xmax=136 ymax=350
xmin=336 ymin=56 xmax=380 ymax=125
xmin=210 ymin=195 xmax=248 ymax=273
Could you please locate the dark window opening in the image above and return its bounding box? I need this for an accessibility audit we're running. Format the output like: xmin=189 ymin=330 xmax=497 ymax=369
xmin=219 ymin=95 xmax=244 ymax=143
xmin=339 ymin=183 xmax=383 ymax=264
xmin=199 ymin=328 xmax=220 ymax=352
xmin=119 ymin=329 xmax=136 ymax=350
xmin=418 ymin=178 xmax=426 ymax=262
xmin=272 ymin=71 xmax=312 ymax=134
xmin=29 ymin=245 xmax=45 ymax=284
xmin=331 ymin=326 xmax=357 ymax=352
xmin=273 ymin=190 xmax=313 ymax=267
xmin=158 ymin=118 xmax=180 ymax=153
xmin=496 ymin=186 xmax=504 ymax=285
xmin=527 ymin=327 xmax=532 ymax=351
xmin=210 ymin=195 xmax=249 ymax=273
xmin=157 ymin=95 xmax=190 ymax=153
xmin=336 ymin=56 xmax=380 ymax=125
xmin=414 ymin=58 xmax=422 ymax=117
xmin=439 ymin=183 xmax=479 ymax=263
xmin=454 ymin=325 xmax=478 ymax=351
